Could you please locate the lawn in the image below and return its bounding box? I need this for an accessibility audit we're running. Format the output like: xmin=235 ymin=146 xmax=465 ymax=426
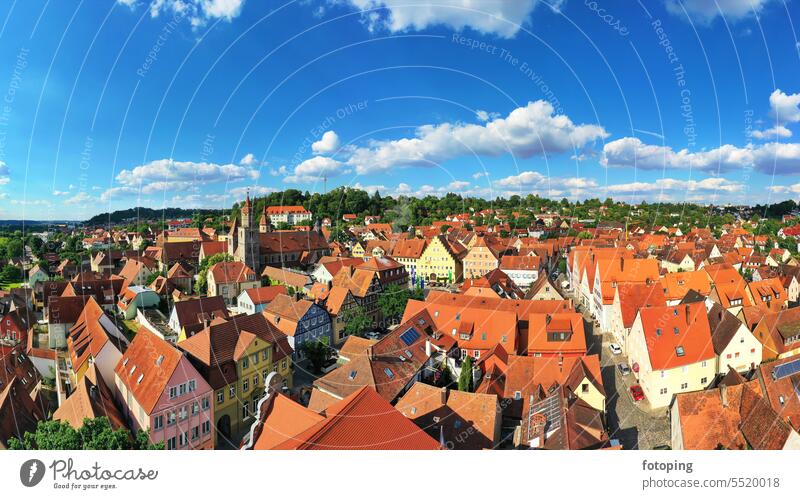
xmin=0 ymin=281 xmax=23 ymax=291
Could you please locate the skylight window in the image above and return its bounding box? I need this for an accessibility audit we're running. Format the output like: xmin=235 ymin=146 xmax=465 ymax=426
xmin=676 ymin=346 xmax=685 ymax=357
xmin=384 ymin=368 xmax=394 ymax=379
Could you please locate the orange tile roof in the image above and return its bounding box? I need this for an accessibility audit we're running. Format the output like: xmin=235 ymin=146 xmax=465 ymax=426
xmin=243 ymin=285 xmax=288 ymax=305
xmin=660 ymin=270 xmax=713 ymax=302
xmin=114 ymin=328 xmax=183 ymax=414
xmin=638 ymin=302 xmax=715 ymax=370
xmin=526 ymin=313 xmax=586 ymax=356
xmin=269 ymin=386 xmax=440 ymax=450
xmin=616 ymin=283 xmax=667 ymax=329
xmin=395 ymin=383 xmax=499 ymax=449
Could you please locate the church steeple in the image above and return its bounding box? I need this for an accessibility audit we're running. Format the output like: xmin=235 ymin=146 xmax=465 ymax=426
xmin=241 ymin=189 xmax=253 ymax=229
xmin=259 ymin=206 xmax=271 ymax=233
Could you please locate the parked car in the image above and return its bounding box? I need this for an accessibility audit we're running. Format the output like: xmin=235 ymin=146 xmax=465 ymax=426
xmin=609 ymin=343 xmax=622 ymax=355
xmin=617 ymin=363 xmax=631 ymax=376
xmin=630 ymin=385 xmax=645 ymax=402
xmin=365 ymin=331 xmax=382 ymax=340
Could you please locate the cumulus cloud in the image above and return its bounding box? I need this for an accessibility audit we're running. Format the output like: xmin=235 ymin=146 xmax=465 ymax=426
xmin=605 ymin=177 xmax=744 ymax=194
xmin=103 ymin=158 xmax=259 ymax=200
xmin=239 ymin=153 xmax=260 ymax=166
xmin=665 ymin=0 xmax=777 ymax=24
xmin=285 ymin=156 xmax=345 ymax=183
xmin=339 ymin=0 xmax=538 ymax=38
xmin=601 ymin=137 xmax=800 ymax=175
xmin=344 ymin=101 xmax=607 ymax=175
xmin=312 ymin=131 xmax=341 ymax=154
xmin=769 ymin=89 xmax=800 ymax=124
xmin=751 ymin=125 xmax=792 ymax=140
xmin=493 ymin=170 xmax=598 ymax=197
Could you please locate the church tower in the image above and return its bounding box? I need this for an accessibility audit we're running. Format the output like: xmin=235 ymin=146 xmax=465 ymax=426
xmin=259 ymin=206 xmax=271 ymax=233
xmin=236 ymin=191 xmax=261 ymax=272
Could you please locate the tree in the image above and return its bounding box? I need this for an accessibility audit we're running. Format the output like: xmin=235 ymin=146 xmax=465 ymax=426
xmin=458 ymin=356 xmax=474 ymax=392
xmin=342 ymin=307 xmax=372 ymax=338
xmin=300 ymin=337 xmax=332 ymax=373
xmin=194 ymin=253 xmax=234 ymax=294
xmin=7 ymin=417 xmax=163 ymax=450
xmin=0 ymin=264 xmax=21 ymax=282
xmin=377 ymin=284 xmax=423 ymax=324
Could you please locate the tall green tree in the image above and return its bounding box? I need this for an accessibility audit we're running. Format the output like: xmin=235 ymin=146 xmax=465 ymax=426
xmin=300 ymin=337 xmax=332 ymax=373
xmin=458 ymin=357 xmax=474 ymax=392
xmin=342 ymin=307 xmax=372 ymax=338
xmin=194 ymin=252 xmax=234 ymax=294
xmin=378 ymin=284 xmax=423 ymax=324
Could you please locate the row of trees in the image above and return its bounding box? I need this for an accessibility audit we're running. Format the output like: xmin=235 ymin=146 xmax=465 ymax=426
xmin=7 ymin=417 xmax=163 ymax=450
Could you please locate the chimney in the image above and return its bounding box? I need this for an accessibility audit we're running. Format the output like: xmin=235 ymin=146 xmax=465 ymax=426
xmin=367 ymin=345 xmax=375 ymax=361
xmin=425 ymin=339 xmax=432 ymax=357
xmin=440 ymin=387 xmax=447 ymax=405
xmin=720 ymin=385 xmax=728 ymax=408
xmin=620 ymin=257 xmax=624 ymax=272
xmin=545 ymin=314 xmax=552 ymax=325
xmin=89 ymin=385 xmax=97 ymax=401
xmin=531 ymin=412 xmax=547 ymax=448
xmin=685 ymin=304 xmax=691 ymax=324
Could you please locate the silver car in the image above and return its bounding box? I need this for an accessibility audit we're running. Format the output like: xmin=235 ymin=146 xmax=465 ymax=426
xmin=617 ymin=363 xmax=631 ymax=376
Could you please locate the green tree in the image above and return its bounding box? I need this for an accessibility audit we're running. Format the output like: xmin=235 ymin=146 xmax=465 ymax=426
xmin=377 ymin=285 xmax=423 ymax=324
xmin=7 ymin=417 xmax=163 ymax=450
xmin=458 ymin=356 xmax=474 ymax=392
xmin=342 ymin=307 xmax=372 ymax=338
xmin=0 ymin=264 xmax=22 ymax=282
xmin=194 ymin=252 xmax=234 ymax=294
xmin=300 ymin=337 xmax=332 ymax=373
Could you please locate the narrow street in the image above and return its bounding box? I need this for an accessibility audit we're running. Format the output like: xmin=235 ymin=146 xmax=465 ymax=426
xmin=575 ymin=296 xmax=671 ymax=449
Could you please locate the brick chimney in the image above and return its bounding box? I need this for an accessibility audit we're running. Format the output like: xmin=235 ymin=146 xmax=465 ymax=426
xmin=720 ymin=384 xmax=728 ymax=408
xmin=440 ymin=387 xmax=447 ymax=405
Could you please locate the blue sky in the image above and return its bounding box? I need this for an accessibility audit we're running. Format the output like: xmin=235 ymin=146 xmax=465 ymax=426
xmin=0 ymin=0 xmax=799 ymax=219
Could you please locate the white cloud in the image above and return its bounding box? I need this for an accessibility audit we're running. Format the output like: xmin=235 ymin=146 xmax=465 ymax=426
xmin=494 ymin=170 xmax=598 ymax=197
xmin=0 ymin=161 xmax=9 ymax=185
xmin=11 ymin=199 xmax=51 ymax=206
xmin=768 ymin=183 xmax=800 ymax=195
xmin=239 ymin=153 xmax=259 ymax=166
xmin=665 ymin=0 xmax=777 ymax=24
xmin=769 ymin=89 xmax=800 ymax=124
xmin=52 ymin=190 xmax=70 ymax=196
xmin=751 ymin=125 xmax=792 ymax=140
xmin=344 ymin=100 xmax=607 ymax=174
xmin=601 ymin=137 xmax=800 ymax=174
xmin=475 ymin=109 xmax=499 ymax=122
xmin=102 ymin=158 xmax=258 ymax=200
xmin=64 ymin=192 xmax=96 ymax=205
xmin=472 ymin=171 xmax=488 ymax=179
xmin=270 ymin=165 xmax=289 ymax=177
xmin=285 ymin=156 xmax=345 ymax=183
xmin=605 ymin=177 xmax=744 ymax=194
xmin=130 ymin=0 xmax=245 ymax=26
xmin=339 ymin=0 xmax=538 ymax=38
xmin=312 ymin=130 xmax=341 ymax=155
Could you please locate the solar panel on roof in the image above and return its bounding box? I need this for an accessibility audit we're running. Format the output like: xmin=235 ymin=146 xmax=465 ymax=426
xmin=773 ymin=359 xmax=800 ymax=380
xmin=399 ymin=328 xmax=420 ymax=346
